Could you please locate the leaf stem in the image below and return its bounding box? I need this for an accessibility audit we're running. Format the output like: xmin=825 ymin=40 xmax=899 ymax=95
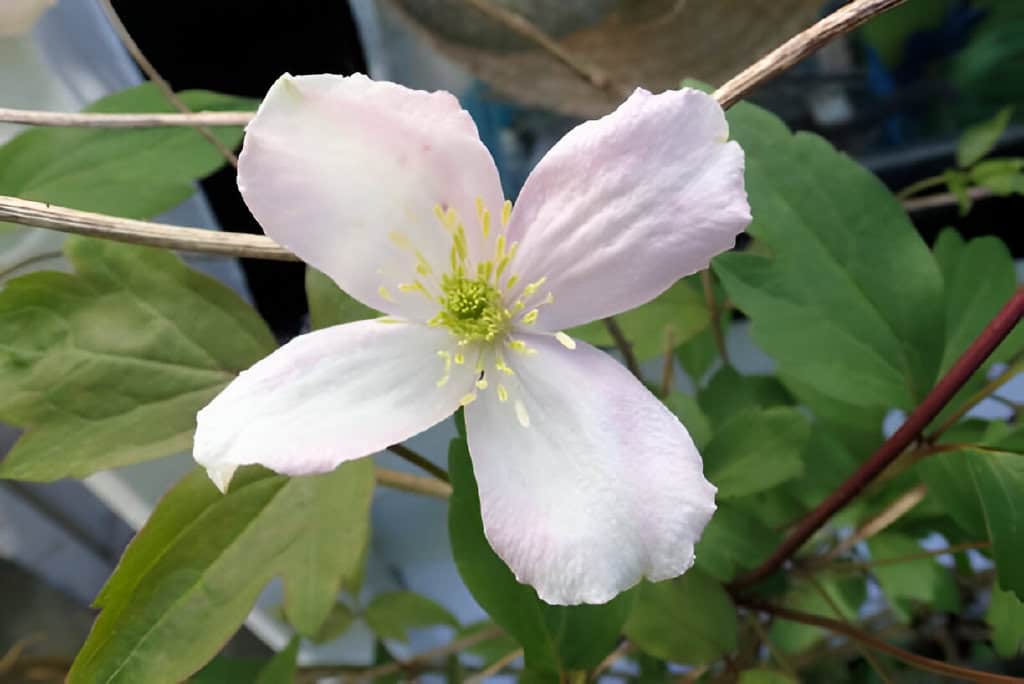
xmin=603 ymin=317 xmax=643 ymax=380
xmin=732 ymin=288 xmax=1024 ymax=590
xmin=701 ymin=269 xmax=729 ymax=364
xmin=738 ymin=600 xmax=1023 ymax=683
xmin=927 ymin=355 xmax=1023 ymax=442
xmin=895 ymin=174 xmax=947 ymax=200
xmin=375 ymin=467 xmax=451 ymax=499
xmin=387 ymin=443 xmax=450 ymax=483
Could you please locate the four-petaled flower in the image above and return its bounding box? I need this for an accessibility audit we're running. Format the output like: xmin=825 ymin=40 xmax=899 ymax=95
xmin=194 ymin=73 xmax=750 ymax=605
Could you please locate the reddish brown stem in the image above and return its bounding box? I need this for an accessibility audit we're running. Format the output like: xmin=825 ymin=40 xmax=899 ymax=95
xmin=732 ymin=287 xmax=1024 ymax=590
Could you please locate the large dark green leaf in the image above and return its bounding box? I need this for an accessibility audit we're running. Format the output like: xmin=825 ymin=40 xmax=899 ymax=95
xmin=69 ymin=459 xmax=374 ymax=683
xmin=867 ymin=532 xmax=959 ymax=622
xmin=988 ymin=584 xmax=1024 ymax=659
xmin=0 ymin=238 xmax=276 ymax=480
xmin=447 ymin=438 xmax=632 ymax=674
xmin=254 ymin=637 xmax=300 ymax=684
xmin=0 ymin=84 xmax=252 ymax=224
xmin=770 ymin=575 xmax=865 ymax=654
xmin=624 ymin=569 xmax=737 ymax=665
xmin=695 ymin=504 xmax=781 ymax=582
xmin=714 ymin=101 xmax=944 ymax=411
xmin=697 ymin=366 xmax=793 ymax=428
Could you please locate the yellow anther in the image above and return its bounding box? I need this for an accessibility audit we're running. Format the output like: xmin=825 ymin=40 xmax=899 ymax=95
xmin=481 ymin=210 xmax=491 ymax=237
xmin=509 ymin=339 xmax=536 ymax=355
xmin=522 ymin=309 xmax=539 ymax=325
xmin=476 ymin=377 xmax=489 ymax=390
xmin=505 ymin=275 xmax=519 ymax=291
xmin=460 ymin=392 xmax=478 ymax=407
xmin=453 ymin=225 xmax=468 ymax=261
xmin=495 ymin=234 xmax=506 ymax=261
xmin=378 ymin=286 xmax=395 ymax=303
xmin=433 ymin=204 xmax=447 ymax=225
xmin=497 ymin=384 xmax=509 ymax=402
xmin=475 ymin=196 xmax=485 ymax=218
xmin=436 ymin=351 xmax=452 ymax=387
xmin=415 ymin=251 xmax=433 ymax=276
xmin=515 ymin=400 xmax=530 ymax=428
xmin=522 ymin=276 xmax=547 ymax=300
xmin=445 ymin=207 xmax=458 ymax=229
xmin=398 ymin=281 xmax=434 ymax=301
xmin=495 ymin=352 xmax=515 ymax=376
xmin=501 ymin=199 xmax=512 ymax=226
xmin=388 ymin=231 xmax=412 ymax=249
xmin=555 ymin=331 xmax=577 ymax=350
xmin=454 ymin=352 xmax=465 ymax=365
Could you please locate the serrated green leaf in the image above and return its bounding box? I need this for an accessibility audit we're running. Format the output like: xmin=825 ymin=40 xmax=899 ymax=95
xmin=867 ymin=532 xmax=959 ymax=622
xmin=447 ymin=438 xmax=632 ymax=674
xmin=702 ymin=407 xmax=809 ymax=499
xmin=957 ymin=106 xmax=1013 ymax=168
xmin=715 ymin=101 xmax=944 ymax=411
xmin=624 ymin=569 xmax=737 ymax=665
xmin=364 ymin=591 xmax=458 ymax=642
xmin=988 ymin=584 xmax=1024 ymax=659
xmin=69 ymin=459 xmax=373 ymax=684
xmin=663 ymin=392 xmax=711 ymax=450
xmin=0 ymin=84 xmax=252 ymax=226
xmin=0 ymin=238 xmax=276 ymax=481
xmin=967 ymin=447 xmax=1024 ymax=601
xmin=695 ymin=503 xmax=781 ymax=582
xmin=698 ymin=366 xmax=793 ymax=428
xmin=568 ymin=276 xmax=709 ymax=361
xmin=254 ymin=637 xmax=299 ymax=684
xmin=305 ymin=267 xmax=379 ymax=330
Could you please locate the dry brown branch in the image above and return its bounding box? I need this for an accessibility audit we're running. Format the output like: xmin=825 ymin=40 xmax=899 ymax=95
xmin=375 ymin=467 xmax=452 ymax=499
xmin=0 ymin=107 xmax=253 ymax=128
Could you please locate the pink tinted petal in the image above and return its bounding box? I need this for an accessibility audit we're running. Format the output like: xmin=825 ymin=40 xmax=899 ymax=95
xmin=505 ymin=87 xmax=749 ymax=331
xmin=238 ymin=74 xmax=504 ymax=322
xmin=194 ymin=319 xmax=474 ymax=491
xmin=465 ymin=335 xmax=716 ymax=605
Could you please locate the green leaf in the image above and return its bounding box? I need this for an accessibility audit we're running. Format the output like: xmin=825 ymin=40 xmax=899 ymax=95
xmin=966 ymin=447 xmax=1024 ymax=600
xmin=69 ymin=459 xmax=374 ymax=684
xmin=969 ymin=158 xmax=1024 ymax=195
xmin=624 ymin=569 xmax=737 ymax=665
xmin=695 ymin=503 xmax=781 ymax=582
xmin=568 ymin=276 xmax=709 ymax=361
xmin=309 ymin=603 xmax=357 ymax=644
xmin=698 ymin=366 xmax=793 ymax=428
xmin=702 ymin=407 xmax=809 ymax=499
xmin=191 ymin=657 xmax=266 ymax=684
xmin=988 ymin=584 xmax=1024 ymax=659
xmin=867 ymin=532 xmax=959 ymax=622
xmin=957 ymin=106 xmax=1013 ymax=168
xmin=676 ymin=324 xmax=722 ymax=384
xmin=455 ymin=622 xmax=522 ymax=667
xmin=364 ymin=591 xmax=458 ymax=642
xmin=305 ymin=267 xmax=379 ymax=330
xmin=738 ymin=669 xmax=798 ymax=684
xmin=663 ymin=392 xmax=712 ymax=450
xmin=447 ymin=438 xmax=632 ymax=673
xmin=0 ymin=238 xmax=276 ymax=481
xmin=770 ymin=575 xmax=864 ymax=653
xmin=715 ymin=100 xmax=944 ymax=411
xmin=254 ymin=637 xmax=300 ymax=684
xmin=0 ymin=84 xmax=252 ymax=225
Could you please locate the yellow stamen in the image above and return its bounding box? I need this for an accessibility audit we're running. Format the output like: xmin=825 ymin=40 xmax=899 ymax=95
xmin=522 ymin=309 xmax=539 ymax=325
xmin=460 ymin=392 xmax=478 ymax=407
xmin=514 ymin=400 xmax=530 ymax=427
xmin=497 ymin=384 xmax=509 ymax=402
xmin=501 ymin=199 xmax=512 ymax=226
xmin=454 ymin=352 xmax=465 ymax=365
xmin=378 ymin=286 xmax=395 ymax=303
xmin=555 ymin=331 xmax=576 ymax=350
xmin=476 ymin=377 xmax=489 ymax=390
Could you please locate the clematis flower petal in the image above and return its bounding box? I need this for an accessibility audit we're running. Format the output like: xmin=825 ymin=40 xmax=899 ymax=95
xmin=505 ymin=87 xmax=750 ymax=332
xmin=237 ymin=73 xmax=504 ymax=322
xmin=194 ymin=320 xmax=475 ymax=492
xmin=464 ymin=334 xmax=716 ymax=605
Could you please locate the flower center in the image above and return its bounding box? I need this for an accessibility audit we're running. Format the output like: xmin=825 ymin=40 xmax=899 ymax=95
xmin=434 ymin=275 xmax=509 ymax=343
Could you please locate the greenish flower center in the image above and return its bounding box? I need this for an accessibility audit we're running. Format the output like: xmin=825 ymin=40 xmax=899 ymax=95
xmin=432 ymin=274 xmax=510 ymax=343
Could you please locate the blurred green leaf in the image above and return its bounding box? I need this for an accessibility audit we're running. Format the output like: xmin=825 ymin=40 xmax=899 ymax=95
xmin=624 ymin=569 xmax=737 ymax=665
xmin=310 ymin=603 xmax=357 ymax=644
xmin=969 ymin=158 xmax=1024 ymax=195
xmin=254 ymin=637 xmax=300 ymax=684
xmin=738 ymin=669 xmax=798 ymax=684
xmin=569 ymin=276 xmax=709 ymax=361
xmin=676 ymin=324 xmax=722 ymax=385
xmin=695 ymin=504 xmax=781 ymax=582
xmin=364 ymin=591 xmax=458 ymax=642
xmin=988 ymin=584 xmax=1024 ymax=659
xmin=69 ymin=459 xmax=374 ymax=684
xmin=305 ymin=267 xmax=379 ymax=330
xmin=957 ymin=107 xmax=1013 ymax=168
xmin=867 ymin=532 xmax=959 ymax=622
xmin=967 ymin=446 xmax=1024 ymax=601
xmin=0 ymin=238 xmax=276 ymax=481
xmin=0 ymin=84 xmax=252 ymax=227
xmin=698 ymin=366 xmax=793 ymax=428
xmin=716 ymin=101 xmax=944 ymax=411
xmin=191 ymin=657 xmax=266 ymax=684
xmin=456 ymin=622 xmax=521 ymax=667
xmin=770 ymin=575 xmax=865 ymax=654
xmin=447 ymin=438 xmax=632 ymax=674
xmin=702 ymin=407 xmax=809 ymax=499
xmin=663 ymin=392 xmax=711 ymax=450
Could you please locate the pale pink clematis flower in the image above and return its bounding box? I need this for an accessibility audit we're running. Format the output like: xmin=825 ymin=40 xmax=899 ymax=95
xmin=194 ymin=73 xmax=750 ymax=605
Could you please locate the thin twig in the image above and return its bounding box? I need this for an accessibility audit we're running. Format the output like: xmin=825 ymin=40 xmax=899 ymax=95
xmin=460 ymin=0 xmax=628 ymax=98
xmin=701 ymin=269 xmax=729 ymax=364
xmin=902 ymin=186 xmax=992 ymax=213
xmin=746 ymin=614 xmax=798 ymax=679
xmin=831 ymin=541 xmax=990 ymax=572
xmin=928 ymin=356 xmax=1023 ymax=442
xmin=0 ymin=107 xmax=253 ymax=127
xmin=97 ymin=0 xmax=238 ymax=167
xmin=375 ymin=467 xmax=451 ymax=499
xmin=713 ymin=0 xmax=908 ymax=108
xmin=815 ymin=484 xmax=928 ymax=564
xmin=464 ymin=647 xmax=524 ymax=684
xmin=0 ymin=195 xmax=295 ymax=260
xmin=592 ymin=640 xmax=636 ymax=679
xmin=732 ymin=288 xmax=1024 ymax=590
xmin=739 ymin=600 xmax=1024 ymax=683
xmin=603 ymin=317 xmax=643 ymax=380
xmin=387 ymin=443 xmax=450 ymax=483
xmin=660 ymin=329 xmax=676 ymax=397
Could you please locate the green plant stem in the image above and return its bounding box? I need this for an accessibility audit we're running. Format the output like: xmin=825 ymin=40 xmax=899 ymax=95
xmin=895 ymin=174 xmax=947 ymax=200
xmin=387 ymin=443 xmax=450 ymax=483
